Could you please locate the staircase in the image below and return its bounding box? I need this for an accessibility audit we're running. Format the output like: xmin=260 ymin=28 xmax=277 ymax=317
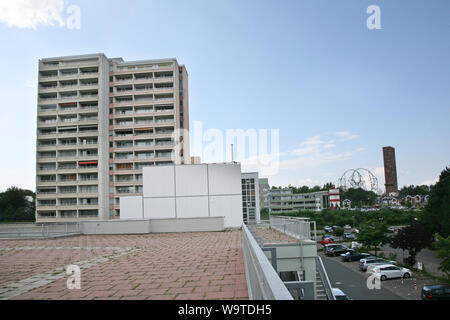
xmin=315 ymin=271 xmax=328 ymax=300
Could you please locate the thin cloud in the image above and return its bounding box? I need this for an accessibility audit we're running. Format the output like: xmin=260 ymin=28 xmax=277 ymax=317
xmin=420 ymin=178 xmax=438 ymax=186
xmin=335 ymin=131 xmax=359 ymax=141
xmin=0 ymin=0 xmax=65 ymax=29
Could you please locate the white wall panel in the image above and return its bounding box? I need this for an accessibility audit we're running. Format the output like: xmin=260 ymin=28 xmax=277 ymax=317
xmin=143 ymin=166 xmax=175 ymax=197
xmin=209 ymin=195 xmax=243 ymax=228
xmin=176 ymin=197 xmax=209 ymax=218
xmin=119 ymin=196 xmax=143 ymax=219
xmin=175 ymin=164 xmax=208 ymax=197
xmin=143 ymin=197 xmax=176 ymax=219
xmin=208 ymin=163 xmax=242 ymax=195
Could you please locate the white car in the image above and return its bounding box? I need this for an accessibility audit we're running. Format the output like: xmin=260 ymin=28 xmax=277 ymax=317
xmin=370 ymin=264 xmax=412 ymax=281
xmin=332 ymin=288 xmax=350 ymax=300
xmin=351 ymin=241 xmax=362 ymax=249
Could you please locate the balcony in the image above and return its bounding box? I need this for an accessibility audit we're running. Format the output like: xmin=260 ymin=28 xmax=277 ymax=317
xmin=38 ymin=104 xmax=57 ymax=113
xmin=79 ymin=175 xmax=98 ymax=181
xmin=59 ymin=117 xmax=78 ymax=123
xmin=135 ymin=153 xmax=154 ymax=159
xmin=39 ymin=94 xmax=57 ymax=101
xmin=155 ymin=117 xmax=174 ymax=124
xmin=59 ymin=69 xmax=79 ymax=77
xmin=115 ymin=120 xmax=134 ymax=126
xmin=60 ymin=93 xmax=78 ymax=100
xmin=155 ymin=141 xmax=174 ymax=147
xmin=115 ymin=96 xmax=133 ymax=104
xmin=40 ymin=71 xmax=58 ymax=79
xmin=135 ymin=107 xmax=154 ymax=114
xmin=115 ymin=153 xmax=134 ymax=160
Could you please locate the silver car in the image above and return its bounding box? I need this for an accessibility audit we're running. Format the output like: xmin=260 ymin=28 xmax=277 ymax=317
xmin=370 ymin=264 xmax=412 ymax=281
xmin=359 ymin=258 xmax=397 ymax=271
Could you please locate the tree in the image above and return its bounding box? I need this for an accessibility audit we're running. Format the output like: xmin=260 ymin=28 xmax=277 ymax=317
xmin=389 ymin=220 xmax=433 ymax=267
xmin=357 ymin=220 xmax=389 ymax=256
xmin=435 ymin=235 xmax=450 ymax=279
xmin=341 ymin=188 xmax=377 ymax=207
xmin=423 ymin=166 xmax=450 ymax=237
xmin=0 ymin=187 xmax=35 ymax=222
xmin=398 ymin=185 xmax=431 ymax=198
xmin=333 ymin=227 xmax=344 ymax=237
xmin=322 ymin=182 xmax=334 ymax=190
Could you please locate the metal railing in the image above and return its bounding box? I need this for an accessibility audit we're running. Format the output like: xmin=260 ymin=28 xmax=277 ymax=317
xmin=242 ymin=224 xmax=293 ymax=300
xmin=270 ymin=216 xmax=311 ymax=240
xmin=0 ymin=223 xmax=81 ymax=239
xmin=316 ymin=256 xmax=336 ymax=300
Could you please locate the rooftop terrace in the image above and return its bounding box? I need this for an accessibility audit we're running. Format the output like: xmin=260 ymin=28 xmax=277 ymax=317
xmin=0 ymin=231 xmax=248 ymax=300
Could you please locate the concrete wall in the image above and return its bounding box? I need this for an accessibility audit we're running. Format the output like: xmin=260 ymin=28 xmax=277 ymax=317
xmin=263 ymin=241 xmax=317 ymax=282
xmin=150 ymin=217 xmax=224 ymax=233
xmin=96 ymin=54 xmax=111 ymax=220
xmin=120 ymin=196 xmax=143 ymax=219
xmin=124 ymin=163 xmax=243 ymax=228
xmin=81 ymin=219 xmax=151 ymax=235
xmin=80 ymin=216 xmax=224 ymax=234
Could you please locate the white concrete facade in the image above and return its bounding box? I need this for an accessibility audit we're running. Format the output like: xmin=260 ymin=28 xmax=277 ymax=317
xmin=120 ymin=163 xmax=243 ymax=228
xmin=241 ymin=172 xmax=261 ymax=224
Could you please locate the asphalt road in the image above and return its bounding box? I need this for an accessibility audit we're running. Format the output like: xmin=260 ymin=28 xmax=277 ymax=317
xmin=320 ymin=253 xmax=404 ymax=300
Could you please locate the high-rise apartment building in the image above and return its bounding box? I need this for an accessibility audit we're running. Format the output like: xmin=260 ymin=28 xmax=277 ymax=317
xmin=382 ymin=146 xmax=398 ymax=195
xmin=36 ymin=53 xmax=189 ymax=222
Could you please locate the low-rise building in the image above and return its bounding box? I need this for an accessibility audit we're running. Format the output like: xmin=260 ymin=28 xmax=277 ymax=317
xmin=268 ymin=188 xmax=329 ymax=213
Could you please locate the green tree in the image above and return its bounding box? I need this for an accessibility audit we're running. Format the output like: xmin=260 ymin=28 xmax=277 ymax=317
xmin=357 ymin=220 xmax=389 ymax=256
xmin=322 ymin=182 xmax=334 ymax=190
xmin=435 ymin=235 xmax=450 ymax=279
xmin=389 ymin=220 xmax=433 ymax=267
xmin=333 ymin=227 xmax=344 ymax=237
xmin=399 ymin=185 xmax=431 ymax=198
xmin=341 ymin=188 xmax=377 ymax=207
xmin=0 ymin=187 xmax=35 ymax=222
xmin=423 ymin=166 xmax=450 ymax=237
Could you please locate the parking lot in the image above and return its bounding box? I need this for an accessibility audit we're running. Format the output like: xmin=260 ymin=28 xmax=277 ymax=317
xmin=319 ymin=246 xmax=435 ymax=300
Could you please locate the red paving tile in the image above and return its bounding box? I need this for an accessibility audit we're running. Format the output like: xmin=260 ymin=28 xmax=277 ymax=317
xmin=1 ymin=230 xmax=249 ymax=300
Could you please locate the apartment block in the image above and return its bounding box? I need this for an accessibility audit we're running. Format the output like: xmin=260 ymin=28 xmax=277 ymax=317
xmin=35 ymin=53 xmax=190 ymax=222
xmin=268 ymin=189 xmax=329 ymax=214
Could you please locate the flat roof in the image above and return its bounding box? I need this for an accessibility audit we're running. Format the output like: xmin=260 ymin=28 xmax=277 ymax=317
xmin=0 ymin=231 xmax=248 ymax=300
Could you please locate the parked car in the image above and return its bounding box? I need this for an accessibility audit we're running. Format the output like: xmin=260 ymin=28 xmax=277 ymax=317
xmin=324 ymin=244 xmax=342 ymax=255
xmin=341 ymin=250 xmax=373 ymax=262
xmin=359 ymin=258 xmax=397 ymax=271
xmin=370 ymin=264 xmax=412 ymax=281
xmin=327 ymin=245 xmax=352 ymax=257
xmin=344 ymin=225 xmax=352 ymax=230
xmin=322 ymin=235 xmax=334 ymax=241
xmin=332 ymin=288 xmax=350 ymax=300
xmin=324 ymin=226 xmax=333 ymax=233
xmin=350 ymin=241 xmax=362 ymax=249
xmin=343 ymin=233 xmax=356 ymax=240
xmin=367 ymin=261 xmax=399 ymax=273
xmin=421 ymin=284 xmax=450 ymax=300
xmin=320 ymin=238 xmax=334 ymax=245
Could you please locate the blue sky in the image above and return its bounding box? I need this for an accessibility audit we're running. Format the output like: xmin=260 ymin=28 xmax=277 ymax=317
xmin=0 ymin=0 xmax=449 ymax=192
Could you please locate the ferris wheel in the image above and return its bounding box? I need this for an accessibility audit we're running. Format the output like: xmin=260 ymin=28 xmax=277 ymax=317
xmin=338 ymin=168 xmax=378 ymax=192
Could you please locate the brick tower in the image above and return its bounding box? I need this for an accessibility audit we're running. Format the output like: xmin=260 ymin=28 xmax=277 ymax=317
xmin=382 ymin=146 xmax=398 ymax=195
